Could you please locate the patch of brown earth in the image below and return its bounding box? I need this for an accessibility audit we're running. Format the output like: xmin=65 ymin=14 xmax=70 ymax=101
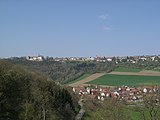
xmin=69 ymin=73 xmax=106 ymax=87
xmin=109 ymin=70 xmax=160 ymax=76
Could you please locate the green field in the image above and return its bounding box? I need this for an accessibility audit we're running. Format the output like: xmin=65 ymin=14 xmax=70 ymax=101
xmin=67 ymin=73 xmax=91 ymax=84
xmin=114 ymin=66 xmax=142 ymax=72
xmin=86 ymin=74 xmax=160 ymax=86
xmin=124 ymin=106 xmax=155 ymax=120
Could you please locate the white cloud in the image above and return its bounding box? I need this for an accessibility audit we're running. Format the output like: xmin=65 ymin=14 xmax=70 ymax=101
xmin=98 ymin=14 xmax=109 ymax=20
xmin=102 ymin=26 xmax=110 ymax=30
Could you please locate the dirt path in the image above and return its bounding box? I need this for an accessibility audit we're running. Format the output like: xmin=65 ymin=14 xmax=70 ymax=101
xmin=109 ymin=70 xmax=160 ymax=76
xmin=69 ymin=73 xmax=106 ymax=87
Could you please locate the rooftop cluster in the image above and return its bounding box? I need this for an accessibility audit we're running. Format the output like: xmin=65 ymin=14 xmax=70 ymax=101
xmin=72 ymin=85 xmax=160 ymax=102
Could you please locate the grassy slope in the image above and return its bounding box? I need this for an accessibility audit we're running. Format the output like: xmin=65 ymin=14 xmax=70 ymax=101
xmin=86 ymin=74 xmax=160 ymax=86
xmin=67 ymin=73 xmax=92 ymax=84
xmin=114 ymin=66 xmax=142 ymax=72
xmin=124 ymin=106 xmax=157 ymax=120
xmin=83 ymin=105 xmax=157 ymax=120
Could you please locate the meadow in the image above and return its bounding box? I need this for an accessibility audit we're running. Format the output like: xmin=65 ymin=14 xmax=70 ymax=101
xmin=113 ymin=66 xmax=142 ymax=72
xmin=86 ymin=74 xmax=160 ymax=86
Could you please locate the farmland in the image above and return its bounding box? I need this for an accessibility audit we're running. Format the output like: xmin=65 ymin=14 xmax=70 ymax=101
xmin=67 ymin=73 xmax=92 ymax=84
xmin=69 ymin=73 xmax=106 ymax=87
xmin=86 ymin=74 xmax=160 ymax=86
xmin=113 ymin=66 xmax=142 ymax=72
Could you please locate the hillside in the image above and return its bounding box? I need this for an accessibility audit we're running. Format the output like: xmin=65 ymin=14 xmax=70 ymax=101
xmin=6 ymin=58 xmax=116 ymax=84
xmin=0 ymin=60 xmax=79 ymax=120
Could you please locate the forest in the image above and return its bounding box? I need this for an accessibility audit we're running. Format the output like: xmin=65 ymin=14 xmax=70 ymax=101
xmin=0 ymin=60 xmax=79 ymax=120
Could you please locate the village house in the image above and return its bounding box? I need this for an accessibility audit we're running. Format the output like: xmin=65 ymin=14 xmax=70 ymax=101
xmin=26 ymin=55 xmax=44 ymax=61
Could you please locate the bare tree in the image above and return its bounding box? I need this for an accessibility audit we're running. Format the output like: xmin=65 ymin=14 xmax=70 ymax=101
xmin=143 ymin=93 xmax=160 ymax=120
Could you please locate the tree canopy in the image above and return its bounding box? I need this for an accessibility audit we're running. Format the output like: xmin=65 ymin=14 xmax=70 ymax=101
xmin=0 ymin=60 xmax=78 ymax=120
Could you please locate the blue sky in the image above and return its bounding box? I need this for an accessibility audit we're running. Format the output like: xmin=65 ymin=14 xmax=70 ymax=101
xmin=0 ymin=0 xmax=160 ymax=58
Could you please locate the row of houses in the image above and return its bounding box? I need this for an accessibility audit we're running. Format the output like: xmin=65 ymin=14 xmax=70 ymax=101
xmin=116 ymin=55 xmax=160 ymax=64
xmin=26 ymin=55 xmax=160 ymax=63
xmin=72 ymin=85 xmax=160 ymax=102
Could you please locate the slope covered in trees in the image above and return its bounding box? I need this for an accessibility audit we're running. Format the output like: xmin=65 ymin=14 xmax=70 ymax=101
xmin=0 ymin=60 xmax=78 ymax=120
xmin=6 ymin=58 xmax=116 ymax=83
xmin=6 ymin=57 xmax=160 ymax=84
xmin=118 ymin=60 xmax=160 ymax=72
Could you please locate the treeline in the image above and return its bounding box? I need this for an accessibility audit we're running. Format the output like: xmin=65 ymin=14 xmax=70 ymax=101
xmin=6 ymin=59 xmax=116 ymax=83
xmin=0 ymin=60 xmax=78 ymax=120
xmin=118 ymin=60 xmax=160 ymax=71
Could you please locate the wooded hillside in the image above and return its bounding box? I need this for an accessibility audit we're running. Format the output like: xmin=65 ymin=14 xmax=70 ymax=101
xmin=6 ymin=58 xmax=116 ymax=84
xmin=0 ymin=60 xmax=78 ymax=120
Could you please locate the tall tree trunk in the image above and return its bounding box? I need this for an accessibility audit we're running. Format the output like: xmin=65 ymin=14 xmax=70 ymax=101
xmin=43 ymin=104 xmax=46 ymax=120
xmin=24 ymin=101 xmax=28 ymax=120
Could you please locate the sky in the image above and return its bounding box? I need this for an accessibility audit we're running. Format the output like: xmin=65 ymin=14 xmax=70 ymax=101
xmin=0 ymin=0 xmax=160 ymax=58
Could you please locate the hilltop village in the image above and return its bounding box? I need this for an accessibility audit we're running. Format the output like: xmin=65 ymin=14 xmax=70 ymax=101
xmin=25 ymin=54 xmax=160 ymax=63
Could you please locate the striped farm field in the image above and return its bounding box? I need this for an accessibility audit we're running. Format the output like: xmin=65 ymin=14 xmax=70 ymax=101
xmin=86 ymin=74 xmax=160 ymax=86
